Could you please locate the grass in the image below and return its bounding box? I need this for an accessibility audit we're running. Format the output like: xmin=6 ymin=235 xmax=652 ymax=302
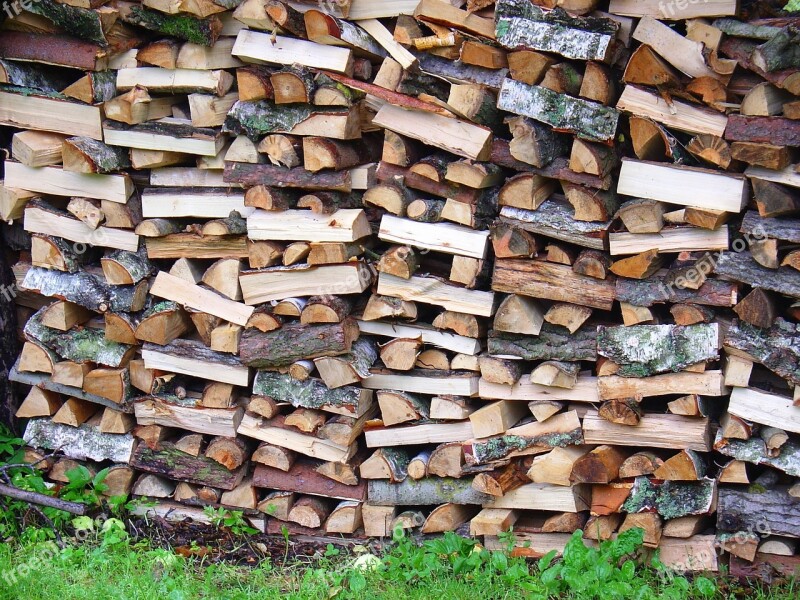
xmin=0 ymin=521 xmax=797 ymax=600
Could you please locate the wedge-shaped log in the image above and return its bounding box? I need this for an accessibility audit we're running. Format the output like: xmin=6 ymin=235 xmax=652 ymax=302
xmin=371 ymin=104 xmax=493 ymax=161
xmin=0 ymin=90 xmax=103 ymax=139
xmin=479 ymin=375 xmax=599 ymax=403
xmin=247 ymin=209 xmax=370 ymax=242
xmin=142 ymin=189 xmax=250 ymax=219
xmin=134 ymin=398 xmax=244 ymax=437
xmin=103 ymin=120 xmax=226 ymax=157
xmin=253 ymin=371 xmax=371 ymax=417
xmin=377 ymin=272 xmax=495 ymax=317
xmin=618 ymin=159 xmax=749 ymax=213
xmin=598 ymin=324 xmax=719 ymax=378
xmin=7 ymin=162 xmax=132 ymax=204
xmin=583 ymin=411 xmax=712 ymax=452
xmin=609 ymin=0 xmax=737 ymax=18
xmin=362 ymin=369 xmax=480 ymax=397
xmin=239 ymin=263 xmax=373 ymax=304
xmin=617 ymin=86 xmax=728 ymax=137
xmin=598 ymin=371 xmax=727 ymax=400
xmin=238 ymin=413 xmax=355 ymax=463
xmin=149 ymin=271 xmax=254 ymax=327
xmin=241 ymin=320 xmax=359 ymax=369
xmin=232 ymin=30 xmax=354 ymax=74
xmin=498 ymin=78 xmax=619 ymax=143
xmin=379 ymin=214 xmax=489 ymax=260
xmin=728 ymin=387 xmax=800 ymax=435
xmin=142 ymin=340 xmax=250 ymax=386
xmin=493 ymin=259 xmax=615 ymax=310
xmin=496 ymin=1 xmax=616 ymax=61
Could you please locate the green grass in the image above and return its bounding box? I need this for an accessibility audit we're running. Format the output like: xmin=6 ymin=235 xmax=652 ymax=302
xmin=0 ymin=522 xmax=796 ymax=600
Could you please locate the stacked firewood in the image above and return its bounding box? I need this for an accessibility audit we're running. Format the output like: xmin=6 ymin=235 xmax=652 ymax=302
xmin=2 ymin=0 xmax=800 ymax=574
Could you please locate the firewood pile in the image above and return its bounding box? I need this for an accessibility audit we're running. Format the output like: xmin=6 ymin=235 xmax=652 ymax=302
xmin=2 ymin=0 xmax=800 ymax=574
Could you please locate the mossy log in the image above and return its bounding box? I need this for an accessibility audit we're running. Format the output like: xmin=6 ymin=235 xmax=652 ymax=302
xmin=64 ymin=71 xmax=117 ymax=104
xmin=23 ymin=418 xmax=135 ymax=463
xmin=496 ymin=2 xmax=616 ymax=61
xmin=27 ymin=0 xmax=108 ymax=45
xmin=223 ymin=100 xmax=353 ymax=140
xmin=24 ymin=307 xmax=134 ymax=368
xmin=498 ymin=78 xmax=619 ymax=143
xmin=130 ymin=442 xmax=246 ymax=490
xmin=623 ymin=476 xmax=717 ymax=520
xmin=724 ymin=318 xmax=800 ymax=385
xmin=123 ymin=6 xmax=222 ymax=46
xmin=752 ymin=25 xmax=800 ymax=72
xmin=714 ymin=431 xmax=800 ymax=477
xmin=715 ymin=253 xmax=800 ymax=299
xmin=239 ymin=320 xmax=358 ymax=368
xmin=487 ymin=324 xmax=596 ymax=361
xmin=615 ymin=275 xmax=738 ymax=308
xmin=467 ymin=412 xmax=584 ymax=464
xmin=717 ymin=487 xmax=800 ymax=538
xmin=63 ymin=137 xmax=130 ymax=174
xmin=367 ymin=477 xmax=492 ymax=506
xmin=252 ymin=371 xmax=368 ymax=415
xmin=597 ymin=324 xmax=719 ymax=378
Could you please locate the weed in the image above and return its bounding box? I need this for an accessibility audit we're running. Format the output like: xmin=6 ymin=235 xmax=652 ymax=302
xmin=203 ymin=506 xmax=260 ymax=537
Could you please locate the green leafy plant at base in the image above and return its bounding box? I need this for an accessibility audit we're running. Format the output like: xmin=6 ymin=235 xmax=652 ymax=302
xmin=785 ymin=1 xmax=800 ymax=12
xmin=203 ymin=506 xmax=259 ymax=536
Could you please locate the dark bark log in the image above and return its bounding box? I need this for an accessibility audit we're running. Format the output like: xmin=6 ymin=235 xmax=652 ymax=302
xmin=239 ymin=320 xmax=359 ymax=368
xmin=488 ymin=324 xmax=597 ymax=361
xmin=491 ymin=139 xmax=612 ymax=190
xmin=720 ymin=37 xmax=800 ymax=95
xmin=130 ymin=442 xmax=246 ymax=490
xmin=717 ymin=487 xmax=800 ymax=538
xmin=615 ymin=275 xmax=738 ymax=308
xmin=741 ymin=211 xmax=800 ymax=244
xmin=724 ymin=318 xmax=800 ymax=385
xmin=714 ymin=253 xmax=800 ymax=299
xmin=375 ymin=162 xmax=481 ymax=205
